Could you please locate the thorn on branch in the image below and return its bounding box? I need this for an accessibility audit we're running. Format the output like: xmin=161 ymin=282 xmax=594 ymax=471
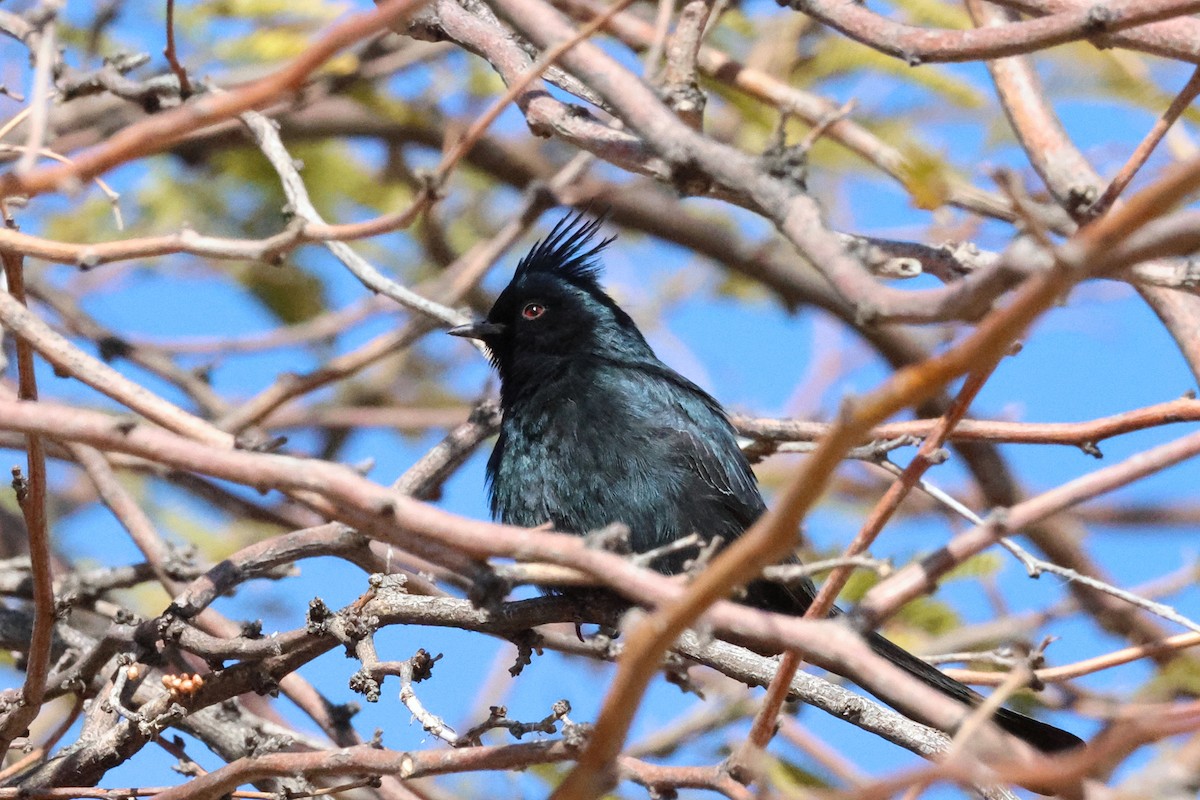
xmin=10 ymin=466 xmax=28 ymax=504
xmin=662 ymin=652 xmax=703 ymax=698
xmin=233 ymin=432 xmax=289 ymax=453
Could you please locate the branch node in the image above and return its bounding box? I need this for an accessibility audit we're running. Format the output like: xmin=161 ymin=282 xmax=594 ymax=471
xmin=306 ymin=597 xmax=332 ymax=634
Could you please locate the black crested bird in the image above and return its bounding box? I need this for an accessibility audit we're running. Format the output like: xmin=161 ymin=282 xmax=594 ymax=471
xmin=449 ymin=212 xmax=1082 ymax=753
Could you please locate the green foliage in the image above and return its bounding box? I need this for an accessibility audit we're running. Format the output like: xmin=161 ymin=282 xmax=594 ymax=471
xmin=200 ymin=0 xmax=345 ymax=17
xmin=800 ymin=38 xmax=986 ymax=110
xmin=466 ymin=59 xmax=508 ymax=98
xmin=182 ymin=0 xmax=354 ymax=71
xmin=829 ymin=552 xmax=999 ymax=638
xmin=896 ymin=142 xmax=956 ymax=209
xmin=135 ymin=164 xmax=237 ymax=232
xmin=836 ymin=560 xmax=882 ymax=603
xmin=893 ymin=596 xmax=963 ymax=637
xmin=715 ymin=7 xmax=758 ymax=40
xmin=759 ymin=752 xmax=833 ymax=790
xmin=41 ymin=196 xmax=127 ymax=246
xmin=1142 ymin=655 xmax=1200 ymax=700
xmin=215 ymin=140 xmax=413 ymax=219
xmin=942 ymin=551 xmax=1003 ymax=581
xmin=239 ymin=262 xmax=328 ymax=324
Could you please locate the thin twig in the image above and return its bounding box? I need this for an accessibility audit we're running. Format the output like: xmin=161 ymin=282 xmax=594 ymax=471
xmin=239 ymin=110 xmax=458 ymax=327
xmin=861 ymin=433 xmax=1200 ymax=636
xmin=732 ymin=366 xmax=995 ymax=768
xmin=0 ymin=244 xmax=54 ymax=753
xmin=163 ymin=0 xmax=192 ymax=98
xmin=881 ymin=458 xmax=1200 ymax=637
xmin=1092 ymin=64 xmax=1200 ymax=217
xmin=15 ymin=3 xmax=58 ymax=176
xmin=946 ymin=630 xmax=1200 ymax=686
xmin=434 ymin=0 xmax=639 ymax=179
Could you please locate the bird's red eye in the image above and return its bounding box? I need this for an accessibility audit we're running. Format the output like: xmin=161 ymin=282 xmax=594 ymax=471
xmin=522 ymin=303 xmax=546 ymax=320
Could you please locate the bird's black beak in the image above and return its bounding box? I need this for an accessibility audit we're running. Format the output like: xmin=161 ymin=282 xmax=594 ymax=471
xmin=448 ymin=320 xmax=507 ymax=340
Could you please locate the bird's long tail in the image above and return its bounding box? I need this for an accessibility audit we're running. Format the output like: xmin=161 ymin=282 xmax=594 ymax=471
xmin=864 ymin=629 xmax=1083 ymax=753
xmin=744 ymin=578 xmax=1083 ymax=753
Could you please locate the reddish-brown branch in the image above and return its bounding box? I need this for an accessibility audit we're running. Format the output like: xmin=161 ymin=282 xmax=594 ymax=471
xmin=0 ymin=247 xmax=54 ymax=753
xmin=553 ymin=0 xmax=1057 ymax=227
xmin=0 ymin=697 xmax=83 ymax=783
xmin=856 ymin=424 xmax=1200 ymax=628
xmin=736 ymin=395 xmax=1200 ymax=450
xmin=969 ymin=0 xmax=1200 ymax=385
xmin=0 ymin=285 xmax=233 ymax=447
xmin=0 ymin=398 xmax=1107 ymax=766
xmin=0 ymin=0 xmax=427 ymax=202
xmin=784 ymin=0 xmax=1200 ymax=64
xmin=147 ymin=742 xmax=576 ymax=800
xmin=1092 ymin=64 xmax=1200 ymax=216
xmin=967 ymin=0 xmax=1101 ymax=215
xmin=990 ymin=0 xmax=1200 ymax=63
xmin=433 ymin=0 xmax=638 ymax=180
xmin=162 ymin=0 xmax=192 ymax=98
xmin=733 ymin=366 xmax=998 ymax=769
xmin=946 ymin=630 xmax=1200 ymax=686
xmin=619 ymin=757 xmax=754 ymax=800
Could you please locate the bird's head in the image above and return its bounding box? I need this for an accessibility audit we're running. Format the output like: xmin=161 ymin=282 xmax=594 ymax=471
xmin=449 ymin=212 xmax=653 ymax=379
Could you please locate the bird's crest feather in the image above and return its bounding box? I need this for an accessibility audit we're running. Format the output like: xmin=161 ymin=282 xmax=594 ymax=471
xmin=514 ymin=209 xmax=615 ymax=286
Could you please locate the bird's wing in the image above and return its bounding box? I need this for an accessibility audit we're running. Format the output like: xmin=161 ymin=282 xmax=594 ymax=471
xmin=676 ymin=426 xmax=759 ymax=503
xmin=647 ymin=367 xmax=767 ymax=528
